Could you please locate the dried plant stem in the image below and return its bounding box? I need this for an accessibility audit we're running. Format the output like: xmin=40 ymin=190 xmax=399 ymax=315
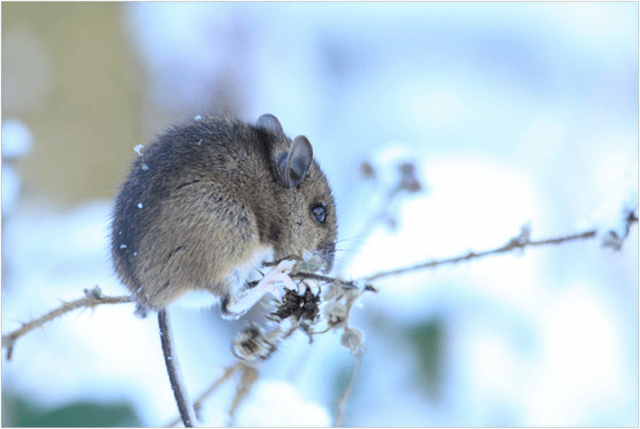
xmin=365 ymin=228 xmax=598 ymax=282
xmin=366 ymin=212 xmax=638 ymax=282
xmin=227 ymin=364 xmax=259 ymax=426
xmin=1 ymin=291 xmax=132 ymax=360
xmin=158 ymin=309 xmax=198 ymax=428
xmin=334 ymin=184 xmax=405 ymax=274
xmin=167 ymin=363 xmax=242 ymax=428
xmin=334 ymin=352 xmax=362 ymax=427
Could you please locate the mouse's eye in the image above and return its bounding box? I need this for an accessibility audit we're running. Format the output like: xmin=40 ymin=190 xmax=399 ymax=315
xmin=311 ymin=203 xmax=326 ymax=224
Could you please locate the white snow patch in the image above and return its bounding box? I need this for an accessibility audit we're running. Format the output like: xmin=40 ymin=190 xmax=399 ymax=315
xmin=2 ymin=119 xmax=32 ymax=158
xmin=235 ymin=379 xmax=331 ymax=426
xmin=2 ymin=165 xmax=22 ymax=216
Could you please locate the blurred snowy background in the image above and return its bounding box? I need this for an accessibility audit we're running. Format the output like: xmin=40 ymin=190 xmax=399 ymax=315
xmin=2 ymin=2 xmax=638 ymax=427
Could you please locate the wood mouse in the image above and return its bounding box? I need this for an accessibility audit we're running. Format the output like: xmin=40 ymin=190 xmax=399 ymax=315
xmin=110 ymin=114 xmax=337 ymax=319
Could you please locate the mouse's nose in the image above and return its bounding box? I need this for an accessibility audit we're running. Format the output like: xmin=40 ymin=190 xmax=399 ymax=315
xmin=318 ymin=242 xmax=336 ymax=274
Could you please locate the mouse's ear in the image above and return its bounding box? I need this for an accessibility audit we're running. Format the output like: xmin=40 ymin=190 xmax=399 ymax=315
xmin=256 ymin=114 xmax=284 ymax=135
xmin=277 ymin=135 xmax=313 ymax=188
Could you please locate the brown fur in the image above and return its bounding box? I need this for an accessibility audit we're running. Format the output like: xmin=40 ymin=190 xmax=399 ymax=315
xmin=111 ymin=114 xmax=337 ymax=312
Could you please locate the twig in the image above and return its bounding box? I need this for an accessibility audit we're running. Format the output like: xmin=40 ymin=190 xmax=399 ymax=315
xmin=1 ymin=288 xmax=132 ymax=360
xmin=290 ymin=272 xmax=362 ymax=291
xmin=366 ymin=211 xmax=638 ymax=282
xmin=167 ymin=363 xmax=242 ymax=427
xmin=334 ymin=351 xmax=362 ymax=427
xmin=365 ymin=227 xmax=598 ymax=282
xmin=158 ymin=309 xmax=198 ymax=428
xmin=335 ymin=158 xmax=424 ymax=275
xmin=227 ymin=364 xmax=259 ymax=426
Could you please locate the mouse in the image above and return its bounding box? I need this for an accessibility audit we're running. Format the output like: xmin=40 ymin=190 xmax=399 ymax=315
xmin=110 ymin=114 xmax=337 ymax=319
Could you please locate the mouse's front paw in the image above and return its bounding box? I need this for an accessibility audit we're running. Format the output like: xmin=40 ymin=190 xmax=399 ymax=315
xmin=259 ymin=259 xmax=300 ymax=296
xmin=221 ymin=260 xmax=300 ymax=319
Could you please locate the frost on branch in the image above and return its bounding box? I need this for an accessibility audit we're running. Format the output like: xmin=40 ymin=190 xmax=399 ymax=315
xmin=229 ymin=254 xmax=376 ymax=365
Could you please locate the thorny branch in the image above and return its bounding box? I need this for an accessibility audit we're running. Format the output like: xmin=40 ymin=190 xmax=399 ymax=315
xmin=366 ymin=227 xmax=591 ymax=281
xmin=366 ymin=210 xmax=638 ymax=282
xmin=1 ymin=287 xmax=132 ymax=360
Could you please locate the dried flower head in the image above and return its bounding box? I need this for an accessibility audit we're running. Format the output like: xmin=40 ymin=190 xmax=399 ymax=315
xmin=271 ymin=286 xmax=320 ymax=322
xmin=232 ymin=324 xmax=278 ymax=364
xmin=341 ymin=327 xmax=364 ymax=355
xmin=360 ymin=161 xmax=377 ymax=180
xmin=323 ymin=300 xmax=348 ymax=330
xmin=398 ymin=162 xmax=422 ymax=193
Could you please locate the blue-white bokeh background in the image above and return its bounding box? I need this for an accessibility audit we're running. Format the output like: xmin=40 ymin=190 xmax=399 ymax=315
xmin=3 ymin=2 xmax=638 ymax=426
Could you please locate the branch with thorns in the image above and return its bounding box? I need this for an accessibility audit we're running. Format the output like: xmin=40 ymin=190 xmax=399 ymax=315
xmin=1 ymin=287 xmax=132 ymax=361
xmin=364 ymin=211 xmax=638 ymax=282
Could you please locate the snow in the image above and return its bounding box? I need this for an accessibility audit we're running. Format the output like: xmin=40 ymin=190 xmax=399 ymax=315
xmin=2 ymin=165 xmax=21 ymax=216
xmin=235 ymin=380 xmax=331 ymax=426
xmin=2 ymin=119 xmax=32 ymax=158
xmin=3 ymin=2 xmax=637 ymax=427
xmin=2 ymin=119 xmax=33 ymax=216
